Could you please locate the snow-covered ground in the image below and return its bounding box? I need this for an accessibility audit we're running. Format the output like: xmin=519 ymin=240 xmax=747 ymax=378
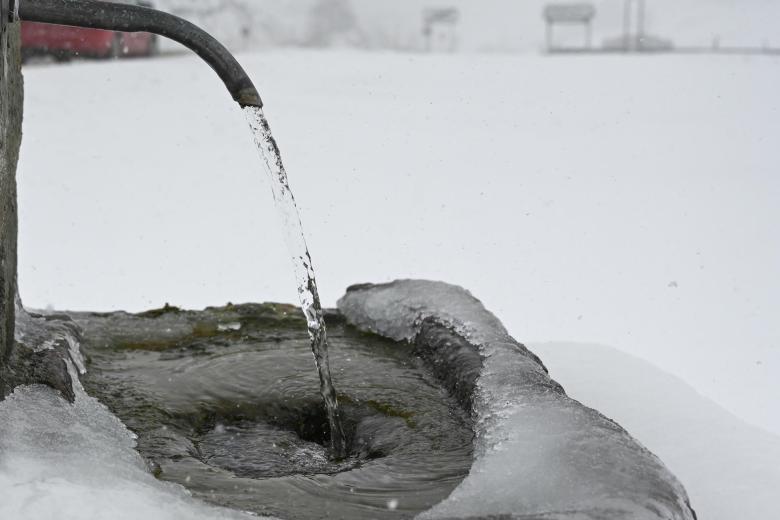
xmin=0 ymin=379 xmax=257 ymax=520
xmin=14 ymin=50 xmax=780 ymax=515
xmin=533 ymin=342 xmax=780 ymax=520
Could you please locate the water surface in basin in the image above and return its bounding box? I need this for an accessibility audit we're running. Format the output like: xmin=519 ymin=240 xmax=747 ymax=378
xmin=76 ymin=304 xmax=473 ymax=520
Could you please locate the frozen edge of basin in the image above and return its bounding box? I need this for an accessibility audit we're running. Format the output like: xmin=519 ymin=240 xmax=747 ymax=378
xmin=337 ymin=279 xmax=697 ymax=520
xmin=0 ymin=306 xmax=263 ymax=520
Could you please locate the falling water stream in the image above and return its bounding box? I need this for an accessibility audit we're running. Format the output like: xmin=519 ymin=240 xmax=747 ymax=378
xmin=244 ymin=106 xmax=347 ymax=458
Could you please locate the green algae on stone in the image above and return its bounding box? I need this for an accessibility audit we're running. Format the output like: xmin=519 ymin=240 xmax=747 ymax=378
xmin=136 ymin=303 xmax=183 ymax=319
xmin=338 ymin=395 xmax=417 ymax=428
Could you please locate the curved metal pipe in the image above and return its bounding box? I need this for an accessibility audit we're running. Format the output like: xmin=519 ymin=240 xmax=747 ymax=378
xmin=15 ymin=0 xmax=262 ymax=107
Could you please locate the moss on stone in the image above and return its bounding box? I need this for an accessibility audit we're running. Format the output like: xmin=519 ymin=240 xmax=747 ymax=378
xmin=339 ymin=395 xmax=417 ymax=428
xmin=136 ymin=303 xmax=183 ymax=319
xmin=364 ymin=400 xmax=417 ymax=428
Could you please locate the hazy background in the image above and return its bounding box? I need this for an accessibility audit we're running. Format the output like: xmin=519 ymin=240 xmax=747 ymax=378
xmin=156 ymin=0 xmax=780 ymax=52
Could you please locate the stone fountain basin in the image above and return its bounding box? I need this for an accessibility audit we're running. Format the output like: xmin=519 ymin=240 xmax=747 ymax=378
xmin=3 ymin=280 xmax=696 ymax=520
xmin=338 ymin=280 xmax=697 ymax=520
xmin=71 ymin=298 xmax=473 ymax=519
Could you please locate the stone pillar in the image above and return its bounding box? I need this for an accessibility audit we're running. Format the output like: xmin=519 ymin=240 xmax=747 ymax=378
xmin=0 ymin=7 xmax=23 ymax=380
xmin=0 ymin=14 xmax=73 ymax=402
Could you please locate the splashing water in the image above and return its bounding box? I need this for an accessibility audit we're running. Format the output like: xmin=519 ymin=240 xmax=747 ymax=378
xmin=244 ymin=106 xmax=346 ymax=458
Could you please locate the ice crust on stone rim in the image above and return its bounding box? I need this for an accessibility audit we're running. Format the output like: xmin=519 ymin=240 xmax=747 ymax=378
xmin=0 ymin=311 xmax=263 ymax=520
xmin=338 ymin=280 xmax=697 ymax=519
xmin=15 ymin=299 xmax=87 ymax=375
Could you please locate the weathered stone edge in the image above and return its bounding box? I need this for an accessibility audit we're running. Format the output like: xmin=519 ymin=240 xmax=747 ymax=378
xmin=338 ymin=280 xmax=698 ymax=520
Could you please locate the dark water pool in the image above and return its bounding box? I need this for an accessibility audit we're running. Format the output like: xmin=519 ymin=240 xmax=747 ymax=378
xmin=75 ymin=303 xmax=473 ymax=519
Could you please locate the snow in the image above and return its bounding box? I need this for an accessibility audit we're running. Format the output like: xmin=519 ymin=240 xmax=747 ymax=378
xmin=12 ymin=46 xmax=780 ymax=517
xmin=17 ymin=50 xmax=779 ymax=440
xmin=532 ymin=341 xmax=780 ymax=520
xmin=339 ymin=280 xmax=695 ymax=519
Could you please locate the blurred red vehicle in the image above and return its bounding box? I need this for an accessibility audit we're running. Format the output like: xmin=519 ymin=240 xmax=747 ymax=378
xmin=21 ymin=1 xmax=158 ymax=61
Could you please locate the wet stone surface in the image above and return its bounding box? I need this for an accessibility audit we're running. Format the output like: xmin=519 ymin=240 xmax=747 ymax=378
xmin=72 ymin=303 xmax=474 ymax=519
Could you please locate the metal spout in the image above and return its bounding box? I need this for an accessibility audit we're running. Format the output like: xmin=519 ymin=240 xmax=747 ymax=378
xmin=15 ymin=0 xmax=262 ymax=107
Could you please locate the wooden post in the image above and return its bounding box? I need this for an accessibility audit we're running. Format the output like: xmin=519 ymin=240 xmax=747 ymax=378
xmin=0 ymin=9 xmax=23 ymax=381
xmin=586 ymin=20 xmax=592 ymax=49
xmin=637 ymin=0 xmax=646 ymax=50
xmin=546 ymin=21 xmax=553 ymax=52
xmin=623 ymin=0 xmax=633 ymax=51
